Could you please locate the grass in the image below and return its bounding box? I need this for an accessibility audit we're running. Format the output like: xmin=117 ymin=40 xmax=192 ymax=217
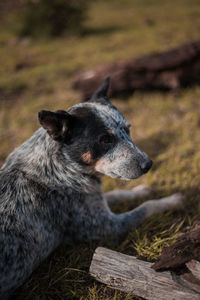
xmin=1 ymin=0 xmax=200 ymax=299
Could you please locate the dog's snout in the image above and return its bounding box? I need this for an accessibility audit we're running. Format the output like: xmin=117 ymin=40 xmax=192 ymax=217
xmin=141 ymin=160 xmax=152 ymax=174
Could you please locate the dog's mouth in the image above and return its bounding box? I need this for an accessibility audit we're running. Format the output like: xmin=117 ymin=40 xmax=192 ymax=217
xmin=110 ymin=171 xmax=122 ymax=178
xmin=110 ymin=171 xmax=143 ymax=180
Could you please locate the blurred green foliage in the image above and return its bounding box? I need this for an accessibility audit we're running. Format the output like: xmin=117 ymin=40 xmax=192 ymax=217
xmin=19 ymin=0 xmax=90 ymax=37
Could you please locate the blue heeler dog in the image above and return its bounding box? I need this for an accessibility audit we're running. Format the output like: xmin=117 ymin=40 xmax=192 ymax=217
xmin=0 ymin=78 xmax=184 ymax=299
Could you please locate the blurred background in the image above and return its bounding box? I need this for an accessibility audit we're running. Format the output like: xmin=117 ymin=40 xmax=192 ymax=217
xmin=1 ymin=0 xmax=200 ymax=299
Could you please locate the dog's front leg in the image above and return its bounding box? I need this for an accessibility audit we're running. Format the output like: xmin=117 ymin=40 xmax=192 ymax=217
xmin=105 ymin=185 xmax=152 ymax=206
xmin=76 ymin=193 xmax=184 ymax=244
xmin=100 ymin=193 xmax=185 ymax=243
xmin=115 ymin=193 xmax=185 ymax=236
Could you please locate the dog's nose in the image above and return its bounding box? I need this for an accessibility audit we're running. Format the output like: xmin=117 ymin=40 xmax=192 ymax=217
xmin=141 ymin=160 xmax=153 ymax=174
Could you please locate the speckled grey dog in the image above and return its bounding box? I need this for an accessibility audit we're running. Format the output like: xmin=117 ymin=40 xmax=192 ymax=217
xmin=0 ymin=78 xmax=184 ymax=299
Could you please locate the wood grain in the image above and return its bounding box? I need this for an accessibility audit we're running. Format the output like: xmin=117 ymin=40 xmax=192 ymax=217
xmin=90 ymin=247 xmax=200 ymax=300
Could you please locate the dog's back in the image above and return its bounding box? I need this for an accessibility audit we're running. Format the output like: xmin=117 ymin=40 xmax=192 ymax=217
xmin=0 ymin=139 xmax=59 ymax=297
xmin=0 ymin=120 xmax=105 ymax=298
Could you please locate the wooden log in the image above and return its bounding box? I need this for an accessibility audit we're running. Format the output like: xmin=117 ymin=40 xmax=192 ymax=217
xmin=90 ymin=247 xmax=200 ymax=300
xmin=186 ymin=260 xmax=200 ymax=282
xmin=180 ymin=272 xmax=200 ymax=294
xmin=72 ymin=40 xmax=200 ymax=100
xmin=152 ymin=225 xmax=200 ymax=271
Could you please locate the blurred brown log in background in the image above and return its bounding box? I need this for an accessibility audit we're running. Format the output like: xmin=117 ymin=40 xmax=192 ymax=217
xmin=72 ymin=39 xmax=200 ymax=100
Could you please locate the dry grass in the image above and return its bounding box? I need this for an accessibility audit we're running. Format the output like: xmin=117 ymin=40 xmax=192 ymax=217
xmin=1 ymin=0 xmax=200 ymax=299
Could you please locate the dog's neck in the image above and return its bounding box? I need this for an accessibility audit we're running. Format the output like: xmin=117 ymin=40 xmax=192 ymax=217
xmin=1 ymin=128 xmax=101 ymax=194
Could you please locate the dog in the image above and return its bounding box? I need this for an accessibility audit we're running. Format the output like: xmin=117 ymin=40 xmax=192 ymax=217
xmin=0 ymin=77 xmax=184 ymax=299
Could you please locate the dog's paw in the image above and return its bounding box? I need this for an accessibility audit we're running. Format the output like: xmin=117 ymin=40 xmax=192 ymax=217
xmin=132 ymin=185 xmax=152 ymax=197
xmin=161 ymin=192 xmax=186 ymax=210
xmin=171 ymin=192 xmax=186 ymax=207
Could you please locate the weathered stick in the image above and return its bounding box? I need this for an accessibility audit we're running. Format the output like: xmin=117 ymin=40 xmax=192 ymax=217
xmin=90 ymin=247 xmax=200 ymax=300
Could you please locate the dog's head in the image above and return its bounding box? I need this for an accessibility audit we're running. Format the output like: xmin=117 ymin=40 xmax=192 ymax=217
xmin=38 ymin=78 xmax=152 ymax=180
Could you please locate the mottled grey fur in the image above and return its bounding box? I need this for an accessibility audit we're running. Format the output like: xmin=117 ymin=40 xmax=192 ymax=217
xmin=0 ymin=78 xmax=183 ymax=299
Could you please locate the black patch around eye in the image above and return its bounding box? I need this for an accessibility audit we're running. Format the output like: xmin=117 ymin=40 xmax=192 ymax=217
xmin=90 ymin=134 xmax=116 ymax=160
xmin=99 ymin=134 xmax=115 ymax=145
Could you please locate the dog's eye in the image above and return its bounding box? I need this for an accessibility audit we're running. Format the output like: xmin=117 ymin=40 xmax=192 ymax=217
xmin=99 ymin=134 xmax=115 ymax=144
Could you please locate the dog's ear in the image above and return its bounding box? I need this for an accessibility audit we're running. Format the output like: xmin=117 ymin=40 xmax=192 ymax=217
xmin=38 ymin=110 xmax=75 ymax=141
xmin=89 ymin=77 xmax=111 ymax=104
